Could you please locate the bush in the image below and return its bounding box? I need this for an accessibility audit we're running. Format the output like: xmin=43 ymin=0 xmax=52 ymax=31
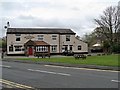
xmin=112 ymin=44 xmax=120 ymax=53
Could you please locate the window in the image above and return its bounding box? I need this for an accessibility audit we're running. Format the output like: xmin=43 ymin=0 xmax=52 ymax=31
xmin=69 ymin=45 xmax=72 ymax=51
xmin=16 ymin=37 xmax=20 ymax=41
xmin=51 ymin=45 xmax=57 ymax=52
xmin=36 ymin=46 xmax=48 ymax=52
xmin=52 ymin=35 xmax=57 ymax=40
xmin=65 ymin=46 xmax=68 ymax=51
xmin=38 ymin=35 xmax=43 ymax=41
xmin=78 ymin=45 xmax=82 ymax=50
xmin=15 ymin=34 xmax=21 ymax=41
xmin=9 ymin=45 xmax=13 ymax=52
xmin=22 ymin=48 xmax=25 ymax=51
xmin=14 ymin=46 xmax=22 ymax=51
xmin=66 ymin=35 xmax=70 ymax=41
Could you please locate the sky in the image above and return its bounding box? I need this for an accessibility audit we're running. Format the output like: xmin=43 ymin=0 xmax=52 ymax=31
xmin=0 ymin=0 xmax=119 ymax=38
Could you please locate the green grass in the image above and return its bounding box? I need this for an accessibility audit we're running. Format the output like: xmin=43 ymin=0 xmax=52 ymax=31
xmin=17 ymin=54 xmax=119 ymax=67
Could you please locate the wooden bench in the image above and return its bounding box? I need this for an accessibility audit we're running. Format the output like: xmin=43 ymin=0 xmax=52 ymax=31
xmin=74 ymin=54 xmax=86 ymax=60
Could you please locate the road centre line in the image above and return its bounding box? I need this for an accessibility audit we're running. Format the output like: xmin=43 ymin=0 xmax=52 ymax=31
xmin=0 ymin=65 xmax=11 ymax=68
xmin=28 ymin=69 xmax=71 ymax=76
xmin=0 ymin=79 xmax=34 ymax=89
xmin=44 ymin=65 xmax=119 ymax=73
xmin=111 ymin=80 xmax=120 ymax=83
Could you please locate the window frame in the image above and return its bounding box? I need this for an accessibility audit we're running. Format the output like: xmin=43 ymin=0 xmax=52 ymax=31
xmin=15 ymin=34 xmax=21 ymax=42
xmin=69 ymin=45 xmax=73 ymax=51
xmin=16 ymin=37 xmax=21 ymax=41
xmin=36 ymin=46 xmax=48 ymax=52
xmin=37 ymin=35 xmax=44 ymax=41
xmin=52 ymin=35 xmax=57 ymax=40
xmin=66 ymin=35 xmax=70 ymax=41
xmin=51 ymin=45 xmax=57 ymax=52
xmin=14 ymin=45 xmax=22 ymax=51
xmin=78 ymin=45 xmax=82 ymax=50
xmin=65 ymin=46 xmax=68 ymax=51
xmin=9 ymin=45 xmax=13 ymax=52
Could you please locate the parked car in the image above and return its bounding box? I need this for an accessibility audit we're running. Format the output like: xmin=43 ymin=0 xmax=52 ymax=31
xmin=62 ymin=50 xmax=74 ymax=56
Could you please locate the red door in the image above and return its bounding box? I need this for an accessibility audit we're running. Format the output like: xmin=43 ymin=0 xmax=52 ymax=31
xmin=28 ymin=47 xmax=33 ymax=55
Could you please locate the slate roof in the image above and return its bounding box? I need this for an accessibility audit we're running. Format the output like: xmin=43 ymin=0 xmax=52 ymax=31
xmin=7 ymin=28 xmax=76 ymax=34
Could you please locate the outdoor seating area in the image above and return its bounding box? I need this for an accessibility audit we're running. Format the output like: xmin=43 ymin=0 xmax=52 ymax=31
xmin=35 ymin=53 xmax=50 ymax=58
xmin=74 ymin=54 xmax=86 ymax=60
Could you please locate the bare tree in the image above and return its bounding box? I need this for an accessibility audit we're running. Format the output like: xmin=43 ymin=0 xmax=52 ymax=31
xmin=94 ymin=5 xmax=120 ymax=53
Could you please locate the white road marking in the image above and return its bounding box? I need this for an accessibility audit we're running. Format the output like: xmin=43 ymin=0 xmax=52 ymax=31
xmin=111 ymin=80 xmax=120 ymax=83
xmin=44 ymin=65 xmax=119 ymax=73
xmin=28 ymin=69 xmax=71 ymax=76
xmin=0 ymin=65 xmax=11 ymax=68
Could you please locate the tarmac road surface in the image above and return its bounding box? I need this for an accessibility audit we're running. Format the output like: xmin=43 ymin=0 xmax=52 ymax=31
xmin=1 ymin=60 xmax=119 ymax=89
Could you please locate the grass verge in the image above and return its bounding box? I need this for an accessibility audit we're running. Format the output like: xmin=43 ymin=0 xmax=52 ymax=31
xmin=17 ymin=54 xmax=119 ymax=67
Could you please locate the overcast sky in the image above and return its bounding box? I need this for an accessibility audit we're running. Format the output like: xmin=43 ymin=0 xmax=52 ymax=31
xmin=0 ymin=0 xmax=119 ymax=38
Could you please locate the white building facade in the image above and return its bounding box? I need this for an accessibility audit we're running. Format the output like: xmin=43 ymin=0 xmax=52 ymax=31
xmin=6 ymin=28 xmax=88 ymax=55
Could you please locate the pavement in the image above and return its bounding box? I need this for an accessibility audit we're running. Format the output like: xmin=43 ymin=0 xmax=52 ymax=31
xmin=2 ymin=55 xmax=120 ymax=71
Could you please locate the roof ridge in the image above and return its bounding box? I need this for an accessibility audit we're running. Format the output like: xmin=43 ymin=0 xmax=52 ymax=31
xmin=8 ymin=27 xmax=70 ymax=30
xmin=7 ymin=28 xmax=76 ymax=34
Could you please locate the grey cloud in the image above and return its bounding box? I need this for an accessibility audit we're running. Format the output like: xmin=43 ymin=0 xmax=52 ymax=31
xmin=1 ymin=14 xmax=95 ymax=37
xmin=0 ymin=12 xmax=96 ymax=38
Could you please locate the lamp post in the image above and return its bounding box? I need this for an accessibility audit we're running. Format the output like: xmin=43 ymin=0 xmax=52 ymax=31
xmin=4 ymin=22 xmax=10 ymax=29
xmin=2 ymin=22 xmax=10 ymax=58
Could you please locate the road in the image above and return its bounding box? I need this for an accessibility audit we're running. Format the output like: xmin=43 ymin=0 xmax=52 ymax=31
xmin=1 ymin=60 xmax=119 ymax=89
